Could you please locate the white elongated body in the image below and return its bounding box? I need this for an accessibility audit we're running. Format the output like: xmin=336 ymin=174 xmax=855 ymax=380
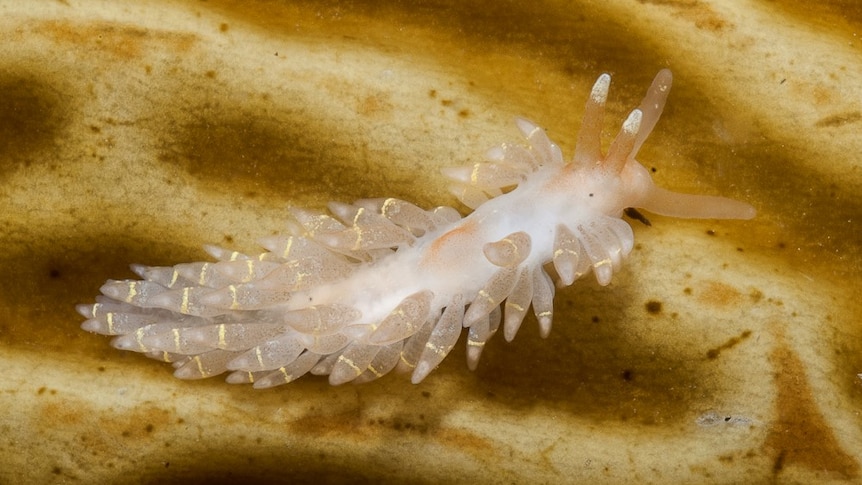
xmin=79 ymin=70 xmax=756 ymax=388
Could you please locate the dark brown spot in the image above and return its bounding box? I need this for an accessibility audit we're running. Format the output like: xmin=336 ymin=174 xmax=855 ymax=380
xmin=0 ymin=75 xmax=66 ymax=172
xmin=772 ymin=450 xmax=786 ymax=473
xmin=815 ymin=111 xmax=862 ymax=128
xmin=624 ymin=207 xmax=651 ymax=226
xmin=645 ymin=300 xmax=662 ymax=314
xmin=705 ymin=330 xmax=752 ymax=360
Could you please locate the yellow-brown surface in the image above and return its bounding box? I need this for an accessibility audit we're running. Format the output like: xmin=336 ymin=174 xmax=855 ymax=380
xmin=1 ymin=1 xmax=860 ymax=483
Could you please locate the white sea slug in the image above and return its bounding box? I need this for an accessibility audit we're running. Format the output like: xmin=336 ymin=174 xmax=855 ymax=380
xmin=79 ymin=70 xmax=755 ymax=388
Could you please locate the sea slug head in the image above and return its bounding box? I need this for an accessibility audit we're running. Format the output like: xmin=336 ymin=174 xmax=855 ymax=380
xmin=564 ymin=70 xmax=755 ymax=221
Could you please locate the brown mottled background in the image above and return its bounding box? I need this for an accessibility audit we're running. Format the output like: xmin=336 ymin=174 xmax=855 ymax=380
xmin=1 ymin=1 xmax=861 ymax=483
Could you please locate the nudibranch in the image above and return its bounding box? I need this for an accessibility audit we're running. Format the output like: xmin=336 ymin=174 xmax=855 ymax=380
xmin=79 ymin=70 xmax=755 ymax=388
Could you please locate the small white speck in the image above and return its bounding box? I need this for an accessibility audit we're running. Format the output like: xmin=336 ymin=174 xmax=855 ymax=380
xmin=696 ymin=411 xmax=754 ymax=427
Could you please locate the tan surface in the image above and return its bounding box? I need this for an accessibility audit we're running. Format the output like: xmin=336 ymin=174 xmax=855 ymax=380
xmin=1 ymin=1 xmax=860 ymax=483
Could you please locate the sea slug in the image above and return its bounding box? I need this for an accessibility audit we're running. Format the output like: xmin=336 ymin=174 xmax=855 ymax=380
xmin=79 ymin=70 xmax=755 ymax=388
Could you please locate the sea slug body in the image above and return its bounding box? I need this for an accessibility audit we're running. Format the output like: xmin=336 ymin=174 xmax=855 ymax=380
xmin=79 ymin=70 xmax=756 ymax=388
